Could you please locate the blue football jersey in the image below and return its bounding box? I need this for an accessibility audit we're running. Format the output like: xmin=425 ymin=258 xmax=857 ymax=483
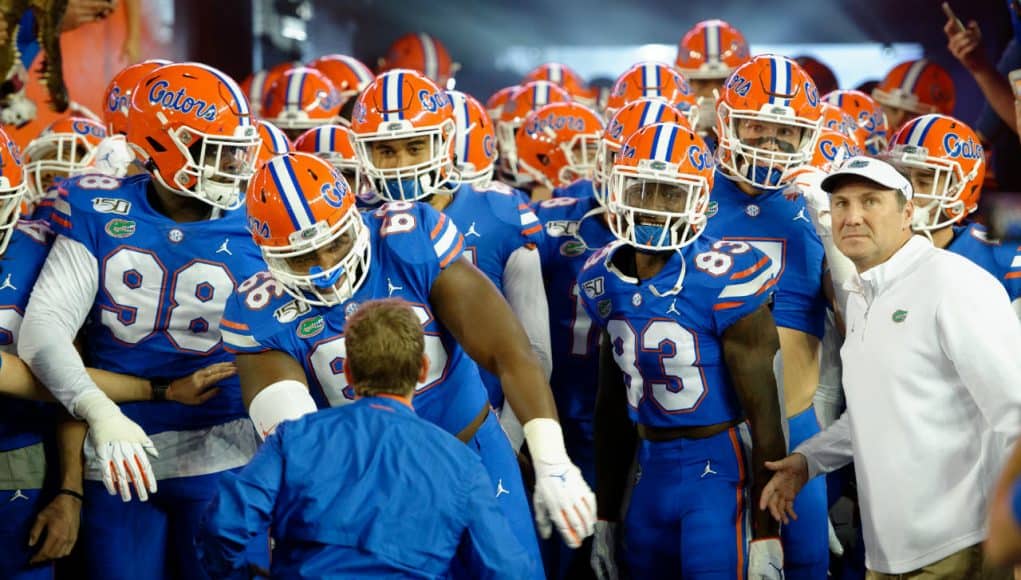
xmin=946 ymin=222 xmax=1021 ymax=304
xmin=50 ymin=173 xmax=266 ymax=433
xmin=440 ymin=183 xmax=544 ymax=407
xmin=704 ymin=172 xmax=827 ymax=338
xmin=0 ymin=222 xmax=57 ymax=452
xmin=441 ymin=183 xmax=544 ymax=293
xmin=552 ymin=178 xmax=597 ymax=200
xmin=532 ymin=195 xmax=616 ymax=430
xmin=578 ymin=236 xmax=777 ymax=428
xmin=221 ymin=201 xmax=491 ymax=437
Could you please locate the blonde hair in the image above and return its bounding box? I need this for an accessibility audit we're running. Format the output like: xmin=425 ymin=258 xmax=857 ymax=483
xmin=344 ymin=298 xmax=424 ymax=397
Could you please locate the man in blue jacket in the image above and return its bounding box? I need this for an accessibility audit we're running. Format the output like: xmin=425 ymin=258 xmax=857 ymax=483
xmin=197 ymin=298 xmax=531 ymax=579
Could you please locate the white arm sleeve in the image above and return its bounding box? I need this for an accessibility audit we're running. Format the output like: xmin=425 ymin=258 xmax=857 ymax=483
xmin=813 ymin=310 xmax=845 ymax=429
xmin=794 ymin=410 xmax=854 ymax=479
xmin=18 ymin=235 xmax=104 ymax=415
xmin=503 ymin=246 xmax=553 ymax=381
xmin=938 ymin=273 xmax=1021 ymax=446
xmin=797 ymin=171 xmax=855 ymax=315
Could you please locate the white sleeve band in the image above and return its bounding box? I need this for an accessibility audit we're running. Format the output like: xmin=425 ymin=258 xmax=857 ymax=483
xmin=503 ymin=246 xmax=553 ymax=381
xmin=523 ymin=417 xmax=569 ymax=464
xmin=18 ymin=235 xmax=103 ymax=414
xmin=248 ymin=380 xmax=318 ymax=440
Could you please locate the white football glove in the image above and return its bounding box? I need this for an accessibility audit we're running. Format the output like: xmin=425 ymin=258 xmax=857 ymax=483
xmin=75 ymin=391 xmax=158 ymax=502
xmin=86 ymin=135 xmax=137 ymax=178
xmin=748 ymin=538 xmax=785 ymax=580
xmin=590 ymin=520 xmax=619 ymax=580
xmin=524 ymin=418 xmax=596 ymax=548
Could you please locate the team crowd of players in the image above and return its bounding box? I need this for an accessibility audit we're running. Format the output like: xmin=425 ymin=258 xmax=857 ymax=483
xmin=0 ymin=15 xmax=1018 ymax=580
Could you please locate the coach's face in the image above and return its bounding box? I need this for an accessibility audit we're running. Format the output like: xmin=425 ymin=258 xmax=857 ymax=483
xmin=830 ymin=178 xmax=914 ymax=272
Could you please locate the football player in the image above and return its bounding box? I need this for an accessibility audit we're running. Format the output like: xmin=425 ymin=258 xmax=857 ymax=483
xmin=18 ymin=62 xmax=268 ymax=579
xmin=530 ymin=98 xmax=688 ymax=578
xmin=221 ymin=150 xmax=592 ymax=579
xmin=351 ymin=70 xmax=552 ymax=418
xmin=377 ymin=32 xmax=460 ymax=88
xmin=886 ymin=114 xmax=1021 ymax=314
xmin=871 ymin=59 xmax=956 ymax=132
xmin=705 ymin=54 xmax=831 ymax=579
xmin=22 ymin=117 xmax=107 ymax=222
xmin=516 ymin=101 xmax=604 ymax=201
xmin=580 ymin=122 xmax=786 ymax=578
xmin=675 ymin=19 xmax=751 ymax=138
xmin=261 ymin=66 xmax=342 ymax=141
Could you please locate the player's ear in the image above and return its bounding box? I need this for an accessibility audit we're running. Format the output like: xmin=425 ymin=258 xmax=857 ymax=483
xmin=343 ymin=359 xmax=358 ymax=398
xmin=418 ymin=354 xmax=430 ymax=384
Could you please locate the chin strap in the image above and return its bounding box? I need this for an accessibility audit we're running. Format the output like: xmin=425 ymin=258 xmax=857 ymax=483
xmin=648 ymin=248 xmax=686 ymax=297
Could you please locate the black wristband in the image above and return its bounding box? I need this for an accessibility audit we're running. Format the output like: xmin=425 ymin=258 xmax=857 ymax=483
xmin=57 ymin=488 xmax=84 ymax=501
xmin=151 ymin=379 xmax=171 ymax=402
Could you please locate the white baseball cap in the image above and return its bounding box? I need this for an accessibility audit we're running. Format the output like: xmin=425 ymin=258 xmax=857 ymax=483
xmin=820 ymin=156 xmax=913 ymax=200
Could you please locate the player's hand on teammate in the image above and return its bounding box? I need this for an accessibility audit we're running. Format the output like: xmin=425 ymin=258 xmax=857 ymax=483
xmin=748 ymin=538 xmax=785 ymax=579
xmin=759 ymin=453 xmax=810 ymax=525
xmin=167 ymin=361 xmax=234 ymax=405
xmin=590 ymin=520 xmax=619 ymax=580
xmin=76 ymin=391 xmax=158 ymax=502
xmin=28 ymin=492 xmax=81 ymax=563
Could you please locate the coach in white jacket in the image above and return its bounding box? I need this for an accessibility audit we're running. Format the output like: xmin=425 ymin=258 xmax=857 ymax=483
xmin=760 ymin=156 xmax=1021 ymax=579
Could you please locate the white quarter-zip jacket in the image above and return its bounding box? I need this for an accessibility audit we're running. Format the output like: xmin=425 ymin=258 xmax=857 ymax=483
xmin=795 ymin=235 xmax=1021 ymax=574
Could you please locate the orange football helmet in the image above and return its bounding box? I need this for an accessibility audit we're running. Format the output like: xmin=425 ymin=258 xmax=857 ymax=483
xmin=818 ymin=102 xmax=859 ymax=144
xmin=307 ymin=54 xmax=374 ymax=103
xmin=872 ymin=59 xmax=956 ymax=129
xmin=496 ymin=80 xmax=572 ymax=186
xmin=485 ymin=85 xmax=518 ymax=120
xmin=607 ymin=122 xmax=715 ymax=250
xmin=350 ymin=69 xmax=457 ymax=201
xmin=255 ymin=119 xmax=291 ymax=169
xmin=604 ymin=62 xmax=698 ymax=126
xmin=240 ymin=61 xmax=298 ymax=117
xmin=822 ymin=89 xmax=889 ymax=155
xmin=102 ymin=59 xmax=172 ymax=135
xmin=292 ymin=124 xmax=373 ymax=201
xmin=807 ymin=129 xmax=862 ymax=174
xmin=24 ymin=117 xmax=107 ymax=200
xmin=515 ymin=101 xmax=604 ymax=190
xmin=885 ymin=114 xmax=984 ymax=231
xmin=675 ymin=20 xmax=750 ymax=134
xmin=524 ymin=62 xmax=596 ymax=105
xmin=448 ymin=90 xmax=497 ymax=188
xmin=716 ymin=55 xmax=823 ymax=188
xmin=595 ymin=98 xmax=688 ymax=205
xmin=127 ymin=62 xmax=261 ymax=210
xmin=0 ymin=128 xmax=26 ymax=255
xmin=378 ymin=33 xmax=460 ymax=87
xmin=261 ymin=67 xmax=342 ymax=133
xmin=246 ymin=152 xmax=369 ymax=306
xmin=675 ymin=19 xmax=750 ymax=79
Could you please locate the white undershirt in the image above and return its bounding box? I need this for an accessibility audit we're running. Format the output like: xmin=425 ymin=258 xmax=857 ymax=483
xmin=503 ymin=245 xmax=552 ymax=380
xmin=19 ymin=235 xmax=103 ymax=415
